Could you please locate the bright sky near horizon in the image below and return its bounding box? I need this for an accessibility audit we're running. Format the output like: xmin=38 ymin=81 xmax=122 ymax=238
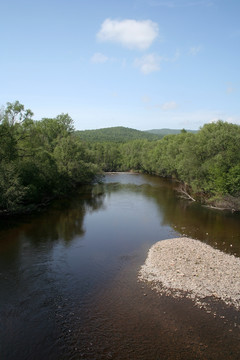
xmin=1 ymin=0 xmax=240 ymax=130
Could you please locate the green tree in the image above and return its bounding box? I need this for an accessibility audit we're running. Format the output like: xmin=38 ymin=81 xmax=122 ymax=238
xmin=0 ymin=101 xmax=101 ymax=212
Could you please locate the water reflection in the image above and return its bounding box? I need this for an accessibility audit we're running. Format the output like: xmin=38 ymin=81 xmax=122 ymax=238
xmin=0 ymin=187 xmax=106 ymax=360
xmin=142 ymin=183 xmax=240 ymax=255
xmin=0 ymin=187 xmax=105 ymax=246
xmin=0 ymin=173 xmax=239 ymax=360
xmin=104 ymin=174 xmax=240 ymax=256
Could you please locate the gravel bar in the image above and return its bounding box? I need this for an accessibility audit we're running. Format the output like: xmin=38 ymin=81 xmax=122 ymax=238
xmin=139 ymin=237 xmax=240 ymax=309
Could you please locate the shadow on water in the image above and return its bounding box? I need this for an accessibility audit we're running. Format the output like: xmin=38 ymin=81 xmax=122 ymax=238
xmin=0 ymin=186 xmax=105 ymax=245
xmin=0 ymin=173 xmax=239 ymax=360
xmin=102 ymin=173 xmax=240 ymax=256
xmin=144 ymin=183 xmax=240 ymax=256
xmin=0 ymin=187 xmax=106 ymax=360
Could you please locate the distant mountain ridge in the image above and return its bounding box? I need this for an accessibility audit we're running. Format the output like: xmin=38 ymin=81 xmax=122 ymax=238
xmin=75 ymin=126 xmax=197 ymax=143
xmin=75 ymin=126 xmax=161 ymax=142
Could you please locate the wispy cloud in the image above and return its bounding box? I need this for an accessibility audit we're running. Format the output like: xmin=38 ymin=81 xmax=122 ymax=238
xmin=226 ymin=82 xmax=236 ymax=94
xmin=189 ymin=45 xmax=201 ymax=55
xmin=97 ymin=18 xmax=159 ymax=50
xmin=141 ymin=95 xmax=151 ymax=103
xmin=172 ymin=49 xmax=180 ymax=61
xmin=162 ymin=49 xmax=180 ymax=62
xmin=111 ymin=91 xmax=119 ymax=98
xmin=160 ymin=101 xmax=178 ymax=110
xmin=226 ymin=86 xmax=234 ymax=94
xmin=134 ymin=54 xmax=162 ymax=74
xmin=134 ymin=48 xmax=180 ymax=74
xmin=90 ymin=52 xmax=109 ymax=63
xmin=167 ymin=110 xmax=240 ymax=129
xmin=225 ymin=116 xmax=240 ymax=124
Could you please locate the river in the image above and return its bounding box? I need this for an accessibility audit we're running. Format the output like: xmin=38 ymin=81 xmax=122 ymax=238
xmin=0 ymin=173 xmax=239 ymax=359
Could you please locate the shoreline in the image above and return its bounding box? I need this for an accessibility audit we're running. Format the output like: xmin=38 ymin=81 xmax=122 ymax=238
xmin=139 ymin=237 xmax=240 ymax=310
xmin=107 ymin=172 xmax=240 ymax=211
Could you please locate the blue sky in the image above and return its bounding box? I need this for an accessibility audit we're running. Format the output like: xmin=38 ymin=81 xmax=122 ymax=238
xmin=1 ymin=0 xmax=239 ymax=130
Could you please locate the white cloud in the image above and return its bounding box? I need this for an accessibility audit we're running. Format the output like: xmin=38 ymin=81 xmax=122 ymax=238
xmin=226 ymin=82 xmax=235 ymax=94
xmin=167 ymin=110 xmax=240 ymax=129
xmin=141 ymin=95 xmax=151 ymax=104
xmin=226 ymin=86 xmax=234 ymax=94
xmin=121 ymin=58 xmax=127 ymax=68
xmin=91 ymin=52 xmax=109 ymax=63
xmin=189 ymin=45 xmax=201 ymax=55
xmin=134 ymin=54 xmax=162 ymax=74
xmin=97 ymin=18 xmax=159 ymax=50
xmin=134 ymin=49 xmax=180 ymax=75
xmin=161 ymin=101 xmax=178 ymax=110
xmin=172 ymin=49 xmax=180 ymax=61
xmin=225 ymin=116 xmax=240 ymax=124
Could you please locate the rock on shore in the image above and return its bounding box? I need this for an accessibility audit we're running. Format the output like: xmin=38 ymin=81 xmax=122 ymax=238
xmin=139 ymin=237 xmax=240 ymax=309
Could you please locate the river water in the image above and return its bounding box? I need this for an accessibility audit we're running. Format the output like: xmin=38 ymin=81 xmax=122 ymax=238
xmin=0 ymin=173 xmax=239 ymax=359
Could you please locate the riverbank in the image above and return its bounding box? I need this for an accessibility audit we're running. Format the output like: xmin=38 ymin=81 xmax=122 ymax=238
xmin=106 ymin=172 xmax=240 ymax=211
xmin=139 ymin=237 xmax=240 ymax=310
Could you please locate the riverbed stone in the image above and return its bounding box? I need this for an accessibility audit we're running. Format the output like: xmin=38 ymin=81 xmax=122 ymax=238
xmin=139 ymin=237 xmax=240 ymax=310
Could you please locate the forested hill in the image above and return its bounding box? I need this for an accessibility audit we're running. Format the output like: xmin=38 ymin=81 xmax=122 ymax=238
xmin=147 ymin=128 xmax=198 ymax=136
xmin=75 ymin=126 xmax=162 ymax=142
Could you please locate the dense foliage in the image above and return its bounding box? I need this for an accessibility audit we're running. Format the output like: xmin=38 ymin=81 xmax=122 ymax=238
xmin=147 ymin=128 xmax=197 ymax=136
xmin=85 ymin=122 xmax=240 ymax=209
xmin=1 ymin=101 xmax=240 ymax=212
xmin=0 ymin=101 xmax=100 ymax=212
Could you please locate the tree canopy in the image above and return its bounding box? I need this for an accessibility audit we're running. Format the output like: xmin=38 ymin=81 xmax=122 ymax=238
xmin=84 ymin=121 xmax=240 ymax=209
xmin=1 ymin=101 xmax=240 ymax=213
xmin=0 ymin=101 xmax=100 ymax=212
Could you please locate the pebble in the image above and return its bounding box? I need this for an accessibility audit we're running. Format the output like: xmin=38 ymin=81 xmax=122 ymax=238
xmin=139 ymin=237 xmax=240 ymax=309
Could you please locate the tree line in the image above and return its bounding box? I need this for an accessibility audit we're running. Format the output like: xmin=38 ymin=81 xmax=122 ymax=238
xmin=0 ymin=101 xmax=100 ymax=213
xmin=1 ymin=101 xmax=240 ymax=213
xmin=84 ymin=122 xmax=240 ymax=209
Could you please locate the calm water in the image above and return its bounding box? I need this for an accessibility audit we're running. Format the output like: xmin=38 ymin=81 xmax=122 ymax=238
xmin=0 ymin=173 xmax=240 ymax=360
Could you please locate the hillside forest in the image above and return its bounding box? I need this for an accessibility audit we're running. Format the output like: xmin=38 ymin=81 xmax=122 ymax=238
xmin=1 ymin=101 xmax=240 ymax=213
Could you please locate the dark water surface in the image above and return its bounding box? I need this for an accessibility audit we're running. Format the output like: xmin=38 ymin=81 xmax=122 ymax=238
xmin=0 ymin=173 xmax=239 ymax=359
